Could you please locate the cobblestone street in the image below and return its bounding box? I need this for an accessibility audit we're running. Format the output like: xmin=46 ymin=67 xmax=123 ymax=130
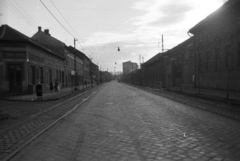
xmin=10 ymin=82 xmax=240 ymax=161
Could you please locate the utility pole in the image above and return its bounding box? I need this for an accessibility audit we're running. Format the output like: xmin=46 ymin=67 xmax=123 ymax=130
xmin=162 ymin=35 xmax=164 ymax=53
xmin=139 ymin=55 xmax=141 ymax=67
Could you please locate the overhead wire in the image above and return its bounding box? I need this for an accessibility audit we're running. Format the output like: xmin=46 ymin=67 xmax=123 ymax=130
xmin=0 ymin=1 xmax=21 ymax=18
xmin=49 ymin=0 xmax=85 ymax=49
xmin=40 ymin=0 xmax=94 ymax=60
xmin=39 ymin=0 xmax=75 ymax=38
xmin=12 ymin=0 xmax=39 ymax=27
xmin=1 ymin=0 xmax=36 ymax=29
xmin=7 ymin=0 xmax=37 ymax=28
xmin=40 ymin=0 xmax=98 ymax=64
xmin=48 ymin=0 xmax=100 ymax=60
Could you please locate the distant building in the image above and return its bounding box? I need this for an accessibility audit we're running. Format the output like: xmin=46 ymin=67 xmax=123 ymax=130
xmin=31 ymin=27 xmax=78 ymax=88
xmin=123 ymin=61 xmax=138 ymax=75
xmin=31 ymin=27 xmax=94 ymax=88
xmin=90 ymin=61 xmax=99 ymax=85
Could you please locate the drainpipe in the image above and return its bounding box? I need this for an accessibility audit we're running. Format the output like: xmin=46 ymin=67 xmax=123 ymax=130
xmin=188 ymin=32 xmax=199 ymax=93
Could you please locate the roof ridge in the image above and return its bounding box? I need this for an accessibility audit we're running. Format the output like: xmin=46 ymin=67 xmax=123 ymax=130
xmin=0 ymin=24 xmax=31 ymax=41
xmin=32 ymin=30 xmax=66 ymax=46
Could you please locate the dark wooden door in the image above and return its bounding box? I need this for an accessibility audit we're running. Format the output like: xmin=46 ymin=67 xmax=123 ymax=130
xmin=9 ymin=64 xmax=22 ymax=93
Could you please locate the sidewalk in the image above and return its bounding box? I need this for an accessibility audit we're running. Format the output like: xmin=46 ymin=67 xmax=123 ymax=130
xmin=164 ymin=86 xmax=240 ymax=106
xmin=0 ymin=85 xmax=89 ymax=102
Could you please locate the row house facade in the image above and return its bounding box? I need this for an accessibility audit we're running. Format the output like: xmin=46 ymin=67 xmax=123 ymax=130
xmin=82 ymin=55 xmax=91 ymax=86
xmin=90 ymin=62 xmax=99 ymax=85
xmin=0 ymin=25 xmax=65 ymax=95
xmin=67 ymin=46 xmax=85 ymax=87
xmin=0 ymin=25 xmax=98 ymax=95
xmin=31 ymin=27 xmax=78 ymax=89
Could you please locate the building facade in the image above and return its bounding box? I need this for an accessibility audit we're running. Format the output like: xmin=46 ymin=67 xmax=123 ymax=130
xmin=0 ymin=25 xmax=97 ymax=95
xmin=0 ymin=25 xmax=65 ymax=95
xmin=141 ymin=53 xmax=164 ymax=88
xmin=31 ymin=27 xmax=76 ymax=89
xmin=123 ymin=61 xmax=138 ymax=76
xmin=189 ymin=0 xmax=240 ymax=91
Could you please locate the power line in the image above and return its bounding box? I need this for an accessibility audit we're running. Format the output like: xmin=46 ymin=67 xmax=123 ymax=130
xmin=48 ymin=0 xmax=101 ymax=61
xmin=7 ymin=0 xmax=37 ymax=28
xmin=40 ymin=0 xmax=98 ymax=64
xmin=49 ymin=0 xmax=79 ymax=39
xmin=0 ymin=1 xmax=20 ymax=18
xmin=12 ymin=0 xmax=39 ymax=26
xmin=1 ymin=0 xmax=36 ymax=29
xmin=49 ymin=0 xmax=86 ymax=51
xmin=39 ymin=0 xmax=75 ymax=38
xmin=49 ymin=0 xmax=100 ymax=57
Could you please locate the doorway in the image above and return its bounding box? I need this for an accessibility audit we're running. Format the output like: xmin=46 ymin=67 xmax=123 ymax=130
xmin=8 ymin=64 xmax=22 ymax=93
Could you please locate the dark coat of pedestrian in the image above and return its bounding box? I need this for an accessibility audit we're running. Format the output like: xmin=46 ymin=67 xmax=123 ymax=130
xmin=54 ymin=79 xmax=58 ymax=92
xmin=50 ymin=81 xmax=54 ymax=92
xmin=36 ymin=82 xmax=43 ymax=100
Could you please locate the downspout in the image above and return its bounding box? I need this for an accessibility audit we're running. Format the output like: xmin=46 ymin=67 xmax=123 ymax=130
xmin=188 ymin=32 xmax=198 ymax=90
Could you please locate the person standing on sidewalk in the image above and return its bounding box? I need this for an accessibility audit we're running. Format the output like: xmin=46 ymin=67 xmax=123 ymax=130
xmin=36 ymin=82 xmax=43 ymax=100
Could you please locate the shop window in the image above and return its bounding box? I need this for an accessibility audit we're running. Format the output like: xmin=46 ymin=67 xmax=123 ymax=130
xmin=15 ymin=53 xmax=26 ymax=59
xmin=3 ymin=52 xmax=15 ymax=59
xmin=31 ymin=66 xmax=35 ymax=85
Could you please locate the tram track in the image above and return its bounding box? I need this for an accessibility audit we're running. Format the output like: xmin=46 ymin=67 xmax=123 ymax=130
xmin=0 ymin=84 xmax=105 ymax=161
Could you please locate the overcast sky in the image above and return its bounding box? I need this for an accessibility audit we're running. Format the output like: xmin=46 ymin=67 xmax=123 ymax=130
xmin=0 ymin=0 xmax=225 ymax=72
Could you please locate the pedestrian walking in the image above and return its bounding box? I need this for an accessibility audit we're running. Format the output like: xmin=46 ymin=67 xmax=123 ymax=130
xmin=55 ymin=79 xmax=58 ymax=92
xmin=36 ymin=82 xmax=43 ymax=100
xmin=50 ymin=81 xmax=54 ymax=92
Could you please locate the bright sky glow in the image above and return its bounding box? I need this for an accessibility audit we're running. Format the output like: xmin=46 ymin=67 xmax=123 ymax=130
xmin=0 ymin=0 xmax=225 ymax=72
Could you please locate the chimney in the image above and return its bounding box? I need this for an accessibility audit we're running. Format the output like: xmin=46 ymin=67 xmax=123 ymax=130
xmin=44 ymin=29 xmax=50 ymax=36
xmin=38 ymin=26 xmax=42 ymax=32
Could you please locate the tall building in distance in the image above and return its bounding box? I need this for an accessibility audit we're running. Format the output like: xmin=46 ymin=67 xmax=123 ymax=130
xmin=123 ymin=61 xmax=138 ymax=75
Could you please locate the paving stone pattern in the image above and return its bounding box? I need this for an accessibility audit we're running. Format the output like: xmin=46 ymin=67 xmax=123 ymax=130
xmin=0 ymin=89 xmax=99 ymax=160
xmin=9 ymin=82 xmax=240 ymax=161
xmin=138 ymin=85 xmax=240 ymax=121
